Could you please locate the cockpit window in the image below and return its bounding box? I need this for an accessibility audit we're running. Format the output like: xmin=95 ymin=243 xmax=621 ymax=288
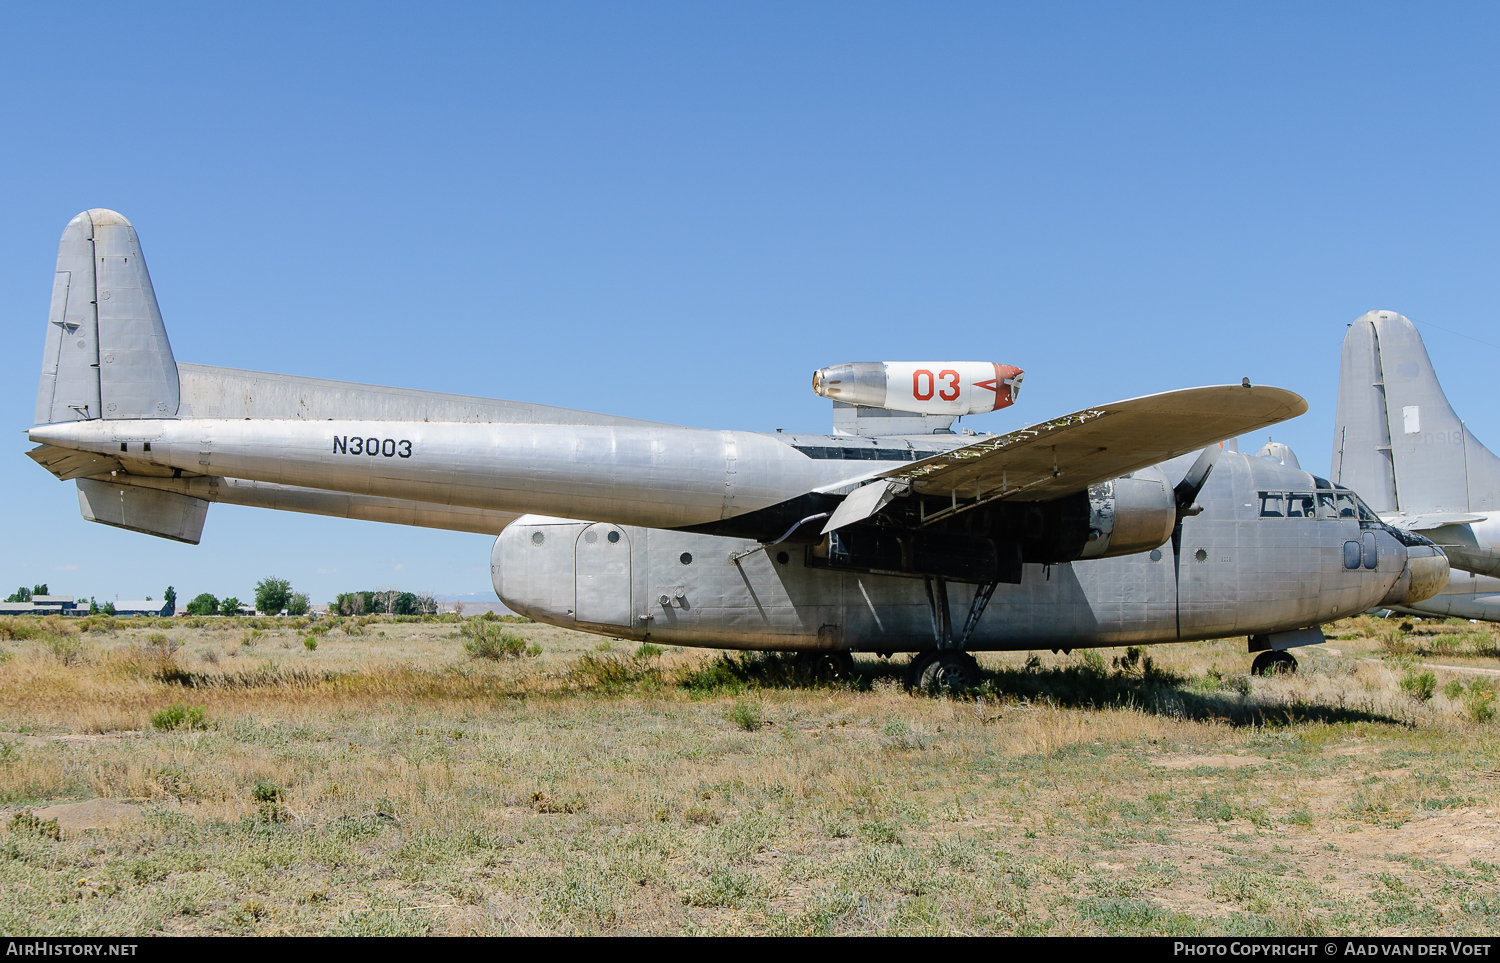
xmin=1259 ymin=490 xmax=1369 ymax=523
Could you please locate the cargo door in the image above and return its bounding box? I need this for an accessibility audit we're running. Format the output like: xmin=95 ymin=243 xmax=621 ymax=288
xmin=575 ymin=523 xmax=631 ymax=626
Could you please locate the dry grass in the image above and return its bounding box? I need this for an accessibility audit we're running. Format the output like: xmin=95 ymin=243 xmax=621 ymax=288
xmin=0 ymin=614 xmax=1498 ymax=935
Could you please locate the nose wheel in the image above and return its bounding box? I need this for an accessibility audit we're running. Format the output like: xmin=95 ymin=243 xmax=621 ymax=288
xmin=1250 ymin=650 xmax=1297 ymax=675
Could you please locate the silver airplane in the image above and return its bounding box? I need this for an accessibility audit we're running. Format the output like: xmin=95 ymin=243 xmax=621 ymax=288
xmin=1334 ymin=309 xmax=1500 ymax=621
xmin=24 ymin=211 xmax=1449 ymax=683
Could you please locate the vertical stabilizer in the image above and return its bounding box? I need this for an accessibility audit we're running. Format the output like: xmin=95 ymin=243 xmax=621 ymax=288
xmin=35 ymin=212 xmax=101 ymax=424
xmin=34 ymin=210 xmax=178 ymax=425
xmin=1334 ymin=310 xmax=1500 ymax=514
xmin=92 ymin=210 xmax=178 ymax=419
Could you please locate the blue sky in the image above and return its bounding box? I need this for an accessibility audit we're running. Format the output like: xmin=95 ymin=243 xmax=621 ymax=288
xmin=3 ymin=3 xmax=1499 ymax=605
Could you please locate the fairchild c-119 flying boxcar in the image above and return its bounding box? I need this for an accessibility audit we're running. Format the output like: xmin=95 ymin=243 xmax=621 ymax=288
xmin=25 ymin=210 xmax=1449 ymax=686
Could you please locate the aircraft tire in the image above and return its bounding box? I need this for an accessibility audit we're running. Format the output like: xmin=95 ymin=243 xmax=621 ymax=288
xmin=904 ymin=651 xmax=939 ymax=690
xmin=1250 ymin=650 xmax=1297 ymax=676
xmin=797 ymin=651 xmax=856 ymax=684
xmin=909 ymin=651 xmax=981 ymax=694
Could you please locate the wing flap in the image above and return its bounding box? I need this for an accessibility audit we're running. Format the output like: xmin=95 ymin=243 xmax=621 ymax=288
xmin=821 ymin=480 xmax=900 ymax=534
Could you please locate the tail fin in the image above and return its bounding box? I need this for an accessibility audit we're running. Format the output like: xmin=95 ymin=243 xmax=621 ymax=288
xmin=1333 ymin=310 xmax=1500 ymax=513
xmin=34 ymin=210 xmax=178 ymax=425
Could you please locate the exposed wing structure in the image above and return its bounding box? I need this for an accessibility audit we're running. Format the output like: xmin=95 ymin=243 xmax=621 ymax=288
xmin=817 ymin=386 xmax=1305 ymax=531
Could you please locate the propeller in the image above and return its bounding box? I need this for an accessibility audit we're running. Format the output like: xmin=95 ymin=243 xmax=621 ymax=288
xmin=1171 ymin=445 xmax=1223 ymax=638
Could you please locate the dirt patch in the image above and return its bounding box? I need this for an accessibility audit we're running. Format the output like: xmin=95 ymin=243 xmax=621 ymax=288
xmin=1340 ymin=808 xmax=1500 ymax=868
xmin=0 ymin=731 xmax=145 ymax=747
xmin=30 ymin=799 xmax=143 ymax=838
xmin=1151 ymin=754 xmax=1272 ymax=770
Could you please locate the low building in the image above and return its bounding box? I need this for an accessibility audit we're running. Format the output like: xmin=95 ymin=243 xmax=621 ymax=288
xmin=0 ymin=596 xmax=78 ymax=616
xmin=111 ymin=601 xmax=174 ymax=617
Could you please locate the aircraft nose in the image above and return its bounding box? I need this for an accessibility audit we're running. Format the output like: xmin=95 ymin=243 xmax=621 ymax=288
xmin=1380 ymin=543 xmax=1450 ymax=607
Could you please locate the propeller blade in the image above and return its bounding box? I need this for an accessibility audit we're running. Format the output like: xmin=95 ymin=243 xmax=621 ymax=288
xmin=1173 ymin=445 xmax=1223 ymax=518
xmin=1171 ymin=445 xmax=1222 ymax=640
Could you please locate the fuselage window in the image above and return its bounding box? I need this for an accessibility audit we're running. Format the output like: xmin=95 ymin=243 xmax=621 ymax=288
xmin=1258 ymin=493 xmax=1285 ymax=517
xmin=1317 ymin=492 xmax=1339 ymax=519
xmin=1336 ymin=493 xmax=1358 ymax=519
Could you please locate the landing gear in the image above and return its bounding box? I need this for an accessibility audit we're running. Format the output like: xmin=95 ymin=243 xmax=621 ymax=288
xmin=904 ymin=575 xmax=995 ymax=694
xmin=796 ymin=651 xmax=856 ymax=683
xmin=904 ymin=650 xmax=981 ymax=692
xmin=1250 ymin=650 xmax=1297 ymax=675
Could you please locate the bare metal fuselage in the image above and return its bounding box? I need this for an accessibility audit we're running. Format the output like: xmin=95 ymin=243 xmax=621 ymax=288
xmin=494 ymin=450 xmax=1425 ymax=650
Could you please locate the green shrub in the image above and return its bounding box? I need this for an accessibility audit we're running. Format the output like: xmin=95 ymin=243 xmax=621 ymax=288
xmin=728 ymin=700 xmax=763 ymax=732
xmin=150 ymin=703 xmax=209 ymax=731
xmin=9 ymin=811 xmax=60 ymax=840
xmin=635 ymin=643 xmax=663 ymax=659
xmin=250 ymin=781 xmax=289 ymax=823
xmin=1444 ymin=679 xmax=1466 ymax=700
xmin=1461 ymin=679 xmax=1497 ymax=724
xmin=1400 ymin=669 xmax=1437 ymax=702
xmin=45 ymin=635 xmax=85 ymax=666
xmin=303 ymin=637 xmax=318 ymax=651
xmin=460 ymin=622 xmax=525 ymax=660
xmin=251 ymin=780 xmax=283 ymax=803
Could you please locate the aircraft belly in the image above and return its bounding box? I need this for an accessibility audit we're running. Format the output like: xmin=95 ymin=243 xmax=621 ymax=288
xmin=494 ymin=511 xmax=1387 ymax=652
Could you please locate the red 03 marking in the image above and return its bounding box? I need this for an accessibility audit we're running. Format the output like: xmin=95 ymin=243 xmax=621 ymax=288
xmin=912 ymin=369 xmax=962 ymax=402
xmin=333 ymin=436 xmax=413 ymax=458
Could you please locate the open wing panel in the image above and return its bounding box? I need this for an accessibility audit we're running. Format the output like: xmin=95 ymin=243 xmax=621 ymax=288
xmin=875 ymin=384 xmax=1305 ymax=506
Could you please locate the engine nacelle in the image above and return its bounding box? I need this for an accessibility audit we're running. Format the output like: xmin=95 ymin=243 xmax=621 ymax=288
xmin=813 ymin=361 xmax=1023 ymax=415
xmin=1076 ymin=470 xmax=1177 ymax=560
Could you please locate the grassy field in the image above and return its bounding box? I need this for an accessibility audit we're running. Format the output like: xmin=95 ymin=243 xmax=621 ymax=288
xmin=1 ymin=611 xmax=1498 ymax=936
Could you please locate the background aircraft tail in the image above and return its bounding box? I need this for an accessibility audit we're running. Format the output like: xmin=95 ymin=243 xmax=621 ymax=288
xmin=1333 ymin=309 xmax=1500 ymax=514
xmin=34 ymin=209 xmax=179 ymax=426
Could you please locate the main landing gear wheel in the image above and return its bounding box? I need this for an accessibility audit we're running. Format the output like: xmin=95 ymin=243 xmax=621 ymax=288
xmin=905 ymin=650 xmax=981 ymax=693
xmin=1250 ymin=650 xmax=1298 ymax=676
xmin=796 ymin=651 xmax=856 ymax=684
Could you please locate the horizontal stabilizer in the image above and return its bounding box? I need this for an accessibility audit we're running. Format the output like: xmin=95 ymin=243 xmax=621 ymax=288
xmin=77 ymin=477 xmax=207 ymax=544
xmin=847 ymin=384 xmax=1306 ymax=503
xmin=27 ymin=444 xmax=124 ymax=480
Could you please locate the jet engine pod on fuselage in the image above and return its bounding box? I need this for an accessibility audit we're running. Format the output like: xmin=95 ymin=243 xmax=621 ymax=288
xmin=812 ymin=361 xmax=1022 ymax=415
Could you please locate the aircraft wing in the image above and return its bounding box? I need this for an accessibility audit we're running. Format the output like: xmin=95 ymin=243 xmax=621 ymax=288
xmin=820 ymin=385 xmax=1305 ymax=532
xmin=1382 ymin=512 xmax=1488 ymax=531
